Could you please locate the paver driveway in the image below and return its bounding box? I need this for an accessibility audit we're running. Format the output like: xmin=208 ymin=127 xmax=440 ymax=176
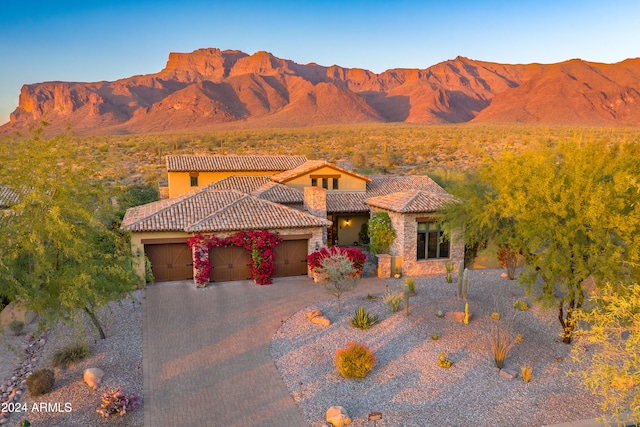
xmin=142 ymin=276 xmax=386 ymax=427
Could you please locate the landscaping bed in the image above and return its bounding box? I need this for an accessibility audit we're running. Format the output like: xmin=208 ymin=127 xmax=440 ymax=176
xmin=3 ymin=291 xmax=144 ymax=427
xmin=271 ymin=269 xmax=602 ymax=427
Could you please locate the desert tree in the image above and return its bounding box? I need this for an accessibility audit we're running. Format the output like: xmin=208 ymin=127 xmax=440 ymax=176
xmin=572 ymin=282 xmax=640 ymax=422
xmin=316 ymin=252 xmax=358 ymax=313
xmin=441 ymin=140 xmax=640 ymax=343
xmin=367 ymin=212 xmax=396 ymax=255
xmin=0 ymin=128 xmax=138 ymax=339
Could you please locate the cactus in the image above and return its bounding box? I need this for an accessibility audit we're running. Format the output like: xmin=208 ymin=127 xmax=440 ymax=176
xmin=404 ymin=284 xmax=409 ymax=317
xmin=462 ymin=268 xmax=469 ymax=300
xmin=457 ymin=261 xmax=464 ymax=297
xmin=464 ymin=302 xmax=469 ymax=325
xmin=445 ymin=262 xmax=454 ymax=283
xmin=438 ymin=351 xmax=452 ymax=368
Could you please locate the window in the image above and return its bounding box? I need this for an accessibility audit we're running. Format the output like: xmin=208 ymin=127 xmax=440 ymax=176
xmin=311 ymin=178 xmax=317 ymax=187
xmin=417 ymin=222 xmax=449 ymax=260
xmin=322 ymin=178 xmax=328 ymax=189
xmin=332 ymin=178 xmax=339 ymax=189
xmin=190 ymin=175 xmax=199 ymax=187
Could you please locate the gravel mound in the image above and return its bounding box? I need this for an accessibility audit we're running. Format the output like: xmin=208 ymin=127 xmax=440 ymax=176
xmin=271 ymin=269 xmax=602 ymax=427
xmin=5 ymin=290 xmax=144 ymax=427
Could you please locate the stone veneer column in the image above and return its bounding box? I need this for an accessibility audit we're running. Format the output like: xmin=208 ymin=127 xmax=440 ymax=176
xmin=376 ymin=254 xmax=392 ymax=278
xmin=304 ymin=186 xmax=328 ymax=246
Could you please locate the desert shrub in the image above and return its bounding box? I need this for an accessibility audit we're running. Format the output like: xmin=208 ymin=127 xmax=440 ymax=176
xmin=351 ymin=306 xmax=379 ymax=330
xmin=405 ymin=278 xmax=415 ymax=292
xmin=521 ymin=363 xmax=532 ymax=382
xmin=97 ymin=387 xmax=139 ymax=418
xmin=52 ymin=342 xmax=91 ymax=368
xmin=334 ymin=342 xmax=377 ymax=379
xmin=368 ymin=212 xmax=396 ymax=254
xmin=491 ymin=312 xmax=501 ymax=320
xmin=489 ymin=320 xmax=516 ymax=369
xmin=26 ymin=368 xmax=55 ymax=396
xmin=144 ymin=255 xmax=155 ymax=284
xmin=9 ymin=320 xmax=25 ymax=336
xmin=513 ymin=299 xmax=529 ymax=311
xmin=383 ymin=287 xmax=402 ymax=312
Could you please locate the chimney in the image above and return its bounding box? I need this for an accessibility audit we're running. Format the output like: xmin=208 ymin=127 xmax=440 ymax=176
xmin=304 ymin=186 xmax=327 ymax=218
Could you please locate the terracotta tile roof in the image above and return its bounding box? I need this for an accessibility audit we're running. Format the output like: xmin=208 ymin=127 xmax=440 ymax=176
xmin=0 ymin=186 xmax=20 ymax=207
xmin=122 ymin=187 xmax=329 ymax=233
xmin=166 ymin=155 xmax=308 ymax=172
xmin=270 ymin=160 xmax=371 ymax=183
xmin=365 ymin=190 xmax=454 ymax=213
xmin=209 ymin=176 xmax=303 ymax=204
xmin=326 ymin=175 xmax=449 ymax=213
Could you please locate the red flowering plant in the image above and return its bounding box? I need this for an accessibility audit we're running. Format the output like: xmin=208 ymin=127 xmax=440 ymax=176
xmin=307 ymin=247 xmax=366 ymax=279
xmin=187 ymin=230 xmax=282 ymax=287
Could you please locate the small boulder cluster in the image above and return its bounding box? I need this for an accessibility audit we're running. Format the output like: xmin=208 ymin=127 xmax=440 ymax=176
xmin=0 ymin=331 xmax=48 ymax=425
xmin=306 ymin=308 xmax=331 ymax=326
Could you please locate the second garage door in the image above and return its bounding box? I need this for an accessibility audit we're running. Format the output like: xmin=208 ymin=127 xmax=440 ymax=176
xmin=273 ymin=239 xmax=308 ymax=278
xmin=209 ymin=246 xmax=252 ymax=283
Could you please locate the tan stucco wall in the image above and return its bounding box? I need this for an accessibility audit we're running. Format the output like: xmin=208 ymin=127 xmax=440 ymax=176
xmin=168 ymin=171 xmax=279 ymax=198
xmin=369 ymin=208 xmax=464 ymax=277
xmin=284 ymin=166 xmax=367 ymax=192
xmin=335 ymin=214 xmax=368 ymax=246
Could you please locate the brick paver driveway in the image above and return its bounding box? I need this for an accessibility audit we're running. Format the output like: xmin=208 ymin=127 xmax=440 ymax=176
xmin=143 ymin=276 xmax=386 ymax=427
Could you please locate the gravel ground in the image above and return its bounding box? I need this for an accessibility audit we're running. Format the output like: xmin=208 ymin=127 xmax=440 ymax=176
xmin=3 ymin=290 xmax=144 ymax=427
xmin=271 ymin=269 xmax=603 ymax=427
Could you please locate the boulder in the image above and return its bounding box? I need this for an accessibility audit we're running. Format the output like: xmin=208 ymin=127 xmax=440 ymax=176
xmin=326 ymin=406 xmax=351 ymax=427
xmin=445 ymin=311 xmax=471 ymax=323
xmin=499 ymin=368 xmax=518 ymax=379
xmin=306 ymin=309 xmax=322 ymax=319
xmin=311 ymin=316 xmax=331 ymax=326
xmin=83 ymin=368 xmax=105 ymax=389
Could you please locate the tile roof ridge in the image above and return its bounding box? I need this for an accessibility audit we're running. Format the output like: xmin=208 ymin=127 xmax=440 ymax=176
xmin=185 ymin=190 xmax=251 ymax=231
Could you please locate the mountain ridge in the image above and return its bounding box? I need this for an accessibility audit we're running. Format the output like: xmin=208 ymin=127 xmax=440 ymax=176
xmin=4 ymin=48 xmax=640 ymax=134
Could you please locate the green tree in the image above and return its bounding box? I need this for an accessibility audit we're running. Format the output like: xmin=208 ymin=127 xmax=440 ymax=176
xmin=572 ymin=282 xmax=640 ymax=422
xmin=441 ymin=141 xmax=640 ymax=343
xmin=0 ymin=129 xmax=138 ymax=339
xmin=368 ymin=212 xmax=396 ymax=254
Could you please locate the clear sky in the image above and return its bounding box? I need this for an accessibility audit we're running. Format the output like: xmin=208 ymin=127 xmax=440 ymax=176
xmin=1 ymin=0 xmax=639 ymax=125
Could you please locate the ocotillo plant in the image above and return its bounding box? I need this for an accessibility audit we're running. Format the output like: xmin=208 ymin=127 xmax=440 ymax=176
xmin=462 ymin=268 xmax=469 ymax=300
xmin=457 ymin=260 xmax=464 ymax=298
xmin=404 ymin=284 xmax=409 ymax=317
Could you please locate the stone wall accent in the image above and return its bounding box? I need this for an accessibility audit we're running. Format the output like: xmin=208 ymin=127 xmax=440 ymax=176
xmin=377 ymin=254 xmax=391 ymax=278
xmin=304 ymin=186 xmax=327 ymax=245
xmin=369 ymin=207 xmax=464 ymax=277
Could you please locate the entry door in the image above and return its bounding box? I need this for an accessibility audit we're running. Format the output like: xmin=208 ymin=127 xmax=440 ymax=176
xmin=209 ymin=246 xmax=252 ymax=282
xmin=273 ymin=240 xmax=309 ymax=278
xmin=145 ymin=243 xmax=194 ymax=282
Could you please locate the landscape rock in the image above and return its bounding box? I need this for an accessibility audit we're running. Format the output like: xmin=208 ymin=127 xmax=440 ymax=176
xmin=310 ymin=316 xmax=331 ymax=326
xmin=499 ymin=368 xmax=518 ymax=379
xmin=83 ymin=368 xmax=105 ymax=389
xmin=306 ymin=309 xmax=322 ymax=319
xmin=445 ymin=311 xmax=472 ymax=323
xmin=326 ymin=406 xmax=351 ymax=427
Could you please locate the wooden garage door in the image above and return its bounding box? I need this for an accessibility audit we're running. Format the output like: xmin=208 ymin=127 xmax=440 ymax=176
xmin=145 ymin=243 xmax=193 ymax=282
xmin=209 ymin=246 xmax=252 ymax=283
xmin=273 ymin=239 xmax=308 ymax=278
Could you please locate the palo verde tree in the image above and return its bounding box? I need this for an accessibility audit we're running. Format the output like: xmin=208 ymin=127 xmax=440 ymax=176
xmin=572 ymin=282 xmax=640 ymax=422
xmin=442 ymin=140 xmax=640 ymax=343
xmin=0 ymin=128 xmax=138 ymax=339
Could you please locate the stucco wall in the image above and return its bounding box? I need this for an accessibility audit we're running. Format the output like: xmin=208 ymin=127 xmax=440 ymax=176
xmin=168 ymin=171 xmax=279 ymax=198
xmin=284 ymin=166 xmax=367 ymax=192
xmin=335 ymin=214 xmax=368 ymax=246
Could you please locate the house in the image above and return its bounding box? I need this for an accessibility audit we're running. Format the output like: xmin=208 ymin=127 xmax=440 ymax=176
xmin=122 ymin=155 xmax=463 ymax=285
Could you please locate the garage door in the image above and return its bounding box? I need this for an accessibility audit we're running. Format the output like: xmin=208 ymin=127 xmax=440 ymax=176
xmin=209 ymin=246 xmax=252 ymax=282
xmin=145 ymin=243 xmax=193 ymax=282
xmin=273 ymin=239 xmax=308 ymax=278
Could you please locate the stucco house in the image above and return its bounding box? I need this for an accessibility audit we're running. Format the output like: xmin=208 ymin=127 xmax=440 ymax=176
xmin=122 ymin=154 xmax=463 ymax=284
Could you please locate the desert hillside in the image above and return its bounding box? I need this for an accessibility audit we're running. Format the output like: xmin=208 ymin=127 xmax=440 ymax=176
xmin=3 ymin=48 xmax=640 ymax=134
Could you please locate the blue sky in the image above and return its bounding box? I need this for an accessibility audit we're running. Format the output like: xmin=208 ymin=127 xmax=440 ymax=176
xmin=1 ymin=0 xmax=639 ymax=125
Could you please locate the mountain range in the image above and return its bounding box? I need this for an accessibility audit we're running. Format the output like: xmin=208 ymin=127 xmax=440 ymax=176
xmin=3 ymin=48 xmax=640 ymax=134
